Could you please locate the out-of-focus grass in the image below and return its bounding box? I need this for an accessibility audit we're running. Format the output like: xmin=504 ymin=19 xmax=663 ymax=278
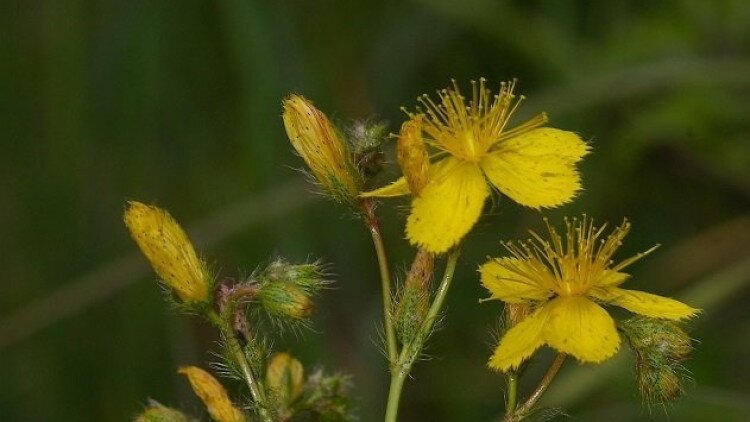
xmin=1 ymin=0 xmax=749 ymax=420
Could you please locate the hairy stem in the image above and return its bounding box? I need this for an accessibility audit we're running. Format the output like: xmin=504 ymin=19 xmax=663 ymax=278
xmin=510 ymin=353 xmax=567 ymax=420
xmin=207 ymin=310 xmax=272 ymax=422
xmin=384 ymin=249 xmax=461 ymax=422
xmin=362 ymin=199 xmax=399 ymax=365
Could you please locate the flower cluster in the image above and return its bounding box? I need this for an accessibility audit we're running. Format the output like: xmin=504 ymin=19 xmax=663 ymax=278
xmin=126 ymin=78 xmax=700 ymax=422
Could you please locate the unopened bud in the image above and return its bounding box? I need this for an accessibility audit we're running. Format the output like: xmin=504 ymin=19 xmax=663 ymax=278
xmin=282 ymin=95 xmax=361 ymax=204
xmin=178 ymin=366 xmax=246 ymax=422
xmin=262 ymin=259 xmax=329 ymax=293
xmin=258 ymin=281 xmax=313 ymax=320
xmin=266 ymin=353 xmax=305 ymax=405
xmin=394 ymin=249 xmax=434 ymax=344
xmin=621 ymin=317 xmax=693 ymax=361
xmin=347 ymin=119 xmax=387 ymax=177
xmin=134 ymin=401 xmax=191 ymax=422
xmin=396 ymin=117 xmax=429 ymax=195
xmin=635 ymin=360 xmax=684 ymax=403
xmin=124 ymin=202 xmax=211 ymax=304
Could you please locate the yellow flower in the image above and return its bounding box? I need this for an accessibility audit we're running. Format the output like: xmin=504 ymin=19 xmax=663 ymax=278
xmin=178 ymin=366 xmax=247 ymax=422
xmin=362 ymin=79 xmax=589 ymax=253
xmin=124 ymin=201 xmax=210 ymax=304
xmin=282 ymin=94 xmax=361 ymax=204
xmin=479 ymin=216 xmax=699 ymax=372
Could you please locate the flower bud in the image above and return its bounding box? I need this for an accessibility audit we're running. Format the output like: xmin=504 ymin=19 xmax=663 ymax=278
xmin=262 ymin=259 xmax=329 ymax=293
xmin=124 ymin=202 xmax=211 ymax=304
xmin=134 ymin=401 xmax=191 ymax=422
xmin=266 ymin=353 xmax=305 ymax=405
xmin=396 ymin=117 xmax=429 ymax=195
xmin=282 ymin=95 xmax=361 ymax=204
xmin=621 ymin=317 xmax=693 ymax=361
xmin=635 ymin=360 xmax=684 ymax=403
xmin=178 ymin=366 xmax=247 ymax=422
xmin=257 ymin=281 xmax=313 ymax=320
xmin=394 ymin=249 xmax=433 ymax=344
xmin=347 ymin=119 xmax=387 ymax=177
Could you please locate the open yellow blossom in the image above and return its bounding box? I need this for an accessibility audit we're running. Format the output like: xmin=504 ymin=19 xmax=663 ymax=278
xmin=178 ymin=366 xmax=247 ymax=422
xmin=282 ymin=94 xmax=361 ymax=204
xmin=480 ymin=216 xmax=699 ymax=372
xmin=362 ymin=79 xmax=589 ymax=253
xmin=124 ymin=201 xmax=210 ymax=304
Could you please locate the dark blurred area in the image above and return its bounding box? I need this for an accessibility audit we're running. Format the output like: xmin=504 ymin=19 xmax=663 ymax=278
xmin=1 ymin=0 xmax=749 ymax=421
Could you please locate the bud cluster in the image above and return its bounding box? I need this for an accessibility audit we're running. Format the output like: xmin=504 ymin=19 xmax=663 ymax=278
xmin=620 ymin=316 xmax=694 ymax=404
xmin=263 ymin=353 xmax=354 ymax=421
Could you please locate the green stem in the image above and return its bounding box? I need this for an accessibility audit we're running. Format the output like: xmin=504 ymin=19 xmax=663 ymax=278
xmin=384 ymin=249 xmax=461 ymax=422
xmin=510 ymin=353 xmax=566 ymax=420
xmin=505 ymin=372 xmax=519 ymax=415
xmin=207 ymin=310 xmax=272 ymax=422
xmin=363 ymin=200 xmax=399 ymax=365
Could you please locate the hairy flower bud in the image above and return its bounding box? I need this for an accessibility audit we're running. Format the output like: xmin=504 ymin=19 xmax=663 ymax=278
xmin=178 ymin=366 xmax=246 ymax=422
xmin=347 ymin=119 xmax=387 ymax=177
xmin=282 ymin=94 xmax=361 ymax=204
xmin=134 ymin=401 xmax=191 ymax=422
xmin=257 ymin=281 xmax=313 ymax=320
xmin=394 ymin=249 xmax=434 ymax=344
xmin=124 ymin=202 xmax=211 ymax=304
xmin=396 ymin=117 xmax=429 ymax=195
xmin=266 ymin=353 xmax=305 ymax=405
xmin=262 ymin=259 xmax=329 ymax=293
xmin=621 ymin=317 xmax=693 ymax=361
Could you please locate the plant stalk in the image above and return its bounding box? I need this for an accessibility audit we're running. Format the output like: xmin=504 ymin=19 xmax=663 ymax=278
xmin=509 ymin=353 xmax=567 ymax=420
xmin=207 ymin=310 xmax=273 ymax=422
xmin=505 ymin=371 xmax=519 ymax=415
xmin=362 ymin=199 xmax=399 ymax=365
xmin=384 ymin=248 xmax=461 ymax=422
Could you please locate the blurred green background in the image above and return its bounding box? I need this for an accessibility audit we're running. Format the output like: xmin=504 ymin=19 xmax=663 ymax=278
xmin=2 ymin=0 xmax=749 ymax=420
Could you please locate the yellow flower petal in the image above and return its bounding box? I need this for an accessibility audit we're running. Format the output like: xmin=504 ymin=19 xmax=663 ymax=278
xmin=542 ymin=296 xmax=620 ymax=363
xmin=479 ymin=258 xmax=550 ymax=303
xmin=360 ymin=176 xmax=410 ymax=197
xmin=598 ymin=270 xmax=630 ymax=286
xmin=591 ymin=287 xmax=699 ymax=320
xmin=489 ymin=305 xmax=550 ymax=371
xmin=178 ymin=366 xmax=247 ymax=422
xmin=481 ymin=128 xmax=588 ymax=208
xmin=406 ymin=158 xmax=489 ymax=253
